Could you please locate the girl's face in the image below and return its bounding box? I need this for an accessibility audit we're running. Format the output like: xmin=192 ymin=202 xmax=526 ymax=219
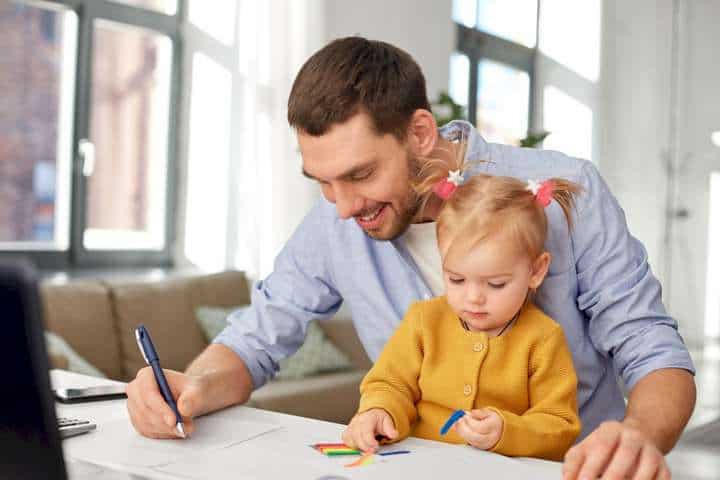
xmin=440 ymin=231 xmax=550 ymax=335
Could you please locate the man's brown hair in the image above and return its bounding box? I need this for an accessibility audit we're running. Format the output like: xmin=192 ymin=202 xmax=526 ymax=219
xmin=287 ymin=36 xmax=431 ymax=140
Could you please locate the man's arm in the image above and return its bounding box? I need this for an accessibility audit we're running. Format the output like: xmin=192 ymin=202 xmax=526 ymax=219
xmin=184 ymin=344 xmax=255 ymax=416
xmin=624 ymin=368 xmax=696 ymax=453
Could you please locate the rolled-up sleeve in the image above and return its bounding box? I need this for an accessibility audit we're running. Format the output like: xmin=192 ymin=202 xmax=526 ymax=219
xmin=573 ymin=161 xmax=695 ymax=391
xmin=213 ymin=203 xmax=343 ymax=390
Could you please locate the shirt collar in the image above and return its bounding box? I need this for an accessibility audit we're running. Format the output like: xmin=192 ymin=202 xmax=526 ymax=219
xmin=438 ymin=120 xmax=492 ymax=175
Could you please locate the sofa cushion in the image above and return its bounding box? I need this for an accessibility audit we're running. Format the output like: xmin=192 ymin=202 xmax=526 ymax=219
xmin=41 ymin=281 xmax=123 ymax=379
xmin=111 ymin=271 xmax=249 ymax=380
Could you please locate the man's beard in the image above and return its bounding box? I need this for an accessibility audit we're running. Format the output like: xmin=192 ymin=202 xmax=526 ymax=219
xmin=365 ymin=155 xmax=424 ymax=241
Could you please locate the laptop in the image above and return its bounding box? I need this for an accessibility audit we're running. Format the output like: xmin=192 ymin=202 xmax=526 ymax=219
xmin=0 ymin=260 xmax=143 ymax=479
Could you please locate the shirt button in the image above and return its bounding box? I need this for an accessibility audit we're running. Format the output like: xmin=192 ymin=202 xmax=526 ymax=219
xmin=473 ymin=342 xmax=484 ymax=352
xmin=463 ymin=384 xmax=472 ymax=396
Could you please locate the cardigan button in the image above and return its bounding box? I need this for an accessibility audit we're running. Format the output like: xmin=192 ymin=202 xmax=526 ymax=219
xmin=473 ymin=342 xmax=484 ymax=352
xmin=463 ymin=384 xmax=472 ymax=396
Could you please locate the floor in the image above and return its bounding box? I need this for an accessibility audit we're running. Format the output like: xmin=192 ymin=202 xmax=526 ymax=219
xmin=666 ymin=342 xmax=720 ymax=479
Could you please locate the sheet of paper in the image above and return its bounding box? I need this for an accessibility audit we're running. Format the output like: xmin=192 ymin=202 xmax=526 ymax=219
xmin=64 ymin=414 xmax=280 ymax=468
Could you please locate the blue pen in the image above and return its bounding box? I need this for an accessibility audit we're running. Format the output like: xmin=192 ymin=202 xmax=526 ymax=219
xmin=135 ymin=325 xmax=186 ymax=438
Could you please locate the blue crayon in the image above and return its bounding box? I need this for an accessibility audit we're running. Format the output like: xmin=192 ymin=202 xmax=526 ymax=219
xmin=379 ymin=450 xmax=411 ymax=456
xmin=440 ymin=409 xmax=466 ymax=435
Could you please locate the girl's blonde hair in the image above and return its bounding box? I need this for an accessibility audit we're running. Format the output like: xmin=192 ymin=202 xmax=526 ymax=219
xmin=413 ymin=141 xmax=582 ymax=265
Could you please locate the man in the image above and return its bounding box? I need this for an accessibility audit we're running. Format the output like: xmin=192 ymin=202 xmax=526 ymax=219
xmin=127 ymin=37 xmax=695 ymax=480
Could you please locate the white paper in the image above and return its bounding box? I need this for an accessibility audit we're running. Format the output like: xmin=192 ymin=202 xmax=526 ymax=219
xmin=65 ymin=414 xmax=280 ymax=468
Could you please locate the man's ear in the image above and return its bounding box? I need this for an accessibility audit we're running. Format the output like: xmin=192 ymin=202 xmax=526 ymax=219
xmin=407 ymin=109 xmax=438 ymax=157
xmin=529 ymin=252 xmax=551 ymax=290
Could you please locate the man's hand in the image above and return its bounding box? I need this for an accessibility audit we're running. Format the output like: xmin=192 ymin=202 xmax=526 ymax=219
xmin=342 ymin=408 xmax=398 ymax=453
xmin=126 ymin=367 xmax=204 ymax=439
xmin=562 ymin=420 xmax=670 ymax=480
xmin=453 ymin=409 xmax=503 ymax=451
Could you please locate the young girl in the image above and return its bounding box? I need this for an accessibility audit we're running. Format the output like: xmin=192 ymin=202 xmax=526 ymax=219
xmin=342 ymin=148 xmax=583 ymax=461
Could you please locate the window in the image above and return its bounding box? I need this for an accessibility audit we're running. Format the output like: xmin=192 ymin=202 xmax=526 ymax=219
xmin=83 ymin=21 xmax=172 ymax=251
xmin=183 ymin=53 xmax=232 ymax=272
xmin=476 ymin=59 xmax=530 ymax=145
xmin=111 ymin=0 xmax=178 ymax=16
xmin=542 ymin=86 xmax=593 ymax=160
xmin=451 ymin=0 xmax=601 ymax=158
xmin=451 ymin=0 xmax=537 ymax=146
xmin=476 ymin=0 xmax=537 ymax=48
xmin=0 ymin=2 xmax=76 ymax=251
xmin=0 ymin=0 xmax=183 ymax=269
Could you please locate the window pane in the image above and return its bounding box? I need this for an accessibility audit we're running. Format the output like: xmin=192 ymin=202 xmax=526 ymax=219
xmin=542 ymin=86 xmax=593 ymax=161
xmin=476 ymin=59 xmax=529 ymax=145
xmin=188 ymin=0 xmax=237 ymax=45
xmin=110 ymin=0 xmax=177 ymax=15
xmin=184 ymin=53 xmax=232 ymax=271
xmin=477 ymin=0 xmax=538 ymax=48
xmin=539 ymin=0 xmax=601 ymax=81
xmin=452 ymin=0 xmax=477 ymax=28
xmin=84 ymin=20 xmax=172 ymax=250
xmin=449 ymin=52 xmax=470 ymax=108
xmin=0 ymin=2 xmax=76 ymax=249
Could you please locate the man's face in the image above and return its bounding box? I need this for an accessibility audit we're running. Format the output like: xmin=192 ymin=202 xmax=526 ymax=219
xmin=299 ymin=112 xmax=420 ymax=240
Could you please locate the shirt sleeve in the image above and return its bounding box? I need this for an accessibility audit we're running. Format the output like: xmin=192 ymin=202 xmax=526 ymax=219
xmin=213 ymin=202 xmax=343 ymax=390
xmin=573 ymin=161 xmax=695 ymax=390
xmin=489 ymin=326 xmax=581 ymax=461
xmin=357 ymin=302 xmax=424 ymax=441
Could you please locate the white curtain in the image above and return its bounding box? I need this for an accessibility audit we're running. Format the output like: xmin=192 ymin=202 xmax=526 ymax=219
xmin=178 ymin=0 xmax=323 ymax=280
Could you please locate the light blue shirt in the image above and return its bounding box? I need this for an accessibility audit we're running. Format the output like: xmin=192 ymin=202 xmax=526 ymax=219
xmin=215 ymin=120 xmax=695 ymax=440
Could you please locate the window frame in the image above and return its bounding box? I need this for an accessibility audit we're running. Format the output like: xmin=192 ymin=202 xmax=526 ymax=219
xmin=0 ymin=0 xmax=185 ymax=270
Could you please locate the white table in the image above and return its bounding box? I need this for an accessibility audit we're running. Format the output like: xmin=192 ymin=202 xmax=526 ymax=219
xmin=53 ymin=370 xmax=562 ymax=479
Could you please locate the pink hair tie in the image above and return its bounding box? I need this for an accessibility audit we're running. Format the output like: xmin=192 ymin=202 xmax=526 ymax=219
xmin=433 ymin=170 xmax=465 ymax=200
xmin=527 ymin=179 xmax=554 ymax=207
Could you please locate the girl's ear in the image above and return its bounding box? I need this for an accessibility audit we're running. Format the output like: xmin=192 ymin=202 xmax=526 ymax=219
xmin=406 ymin=109 xmax=438 ymax=158
xmin=528 ymin=252 xmax=551 ymax=290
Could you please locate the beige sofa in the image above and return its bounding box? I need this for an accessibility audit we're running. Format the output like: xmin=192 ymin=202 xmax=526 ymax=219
xmin=40 ymin=271 xmax=371 ymax=424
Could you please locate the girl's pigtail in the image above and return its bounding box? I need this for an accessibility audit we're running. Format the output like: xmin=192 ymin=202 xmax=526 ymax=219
xmin=547 ymin=179 xmax=583 ymax=229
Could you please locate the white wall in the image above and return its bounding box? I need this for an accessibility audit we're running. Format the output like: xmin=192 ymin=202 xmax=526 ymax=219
xmin=597 ymin=0 xmax=674 ymax=277
xmin=670 ymin=0 xmax=720 ymax=343
xmin=323 ymin=0 xmax=455 ymax=104
xmin=598 ymin=0 xmax=720 ymax=346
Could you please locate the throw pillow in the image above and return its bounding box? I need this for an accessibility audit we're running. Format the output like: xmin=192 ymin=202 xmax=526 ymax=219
xmin=195 ymin=306 xmax=352 ymax=380
xmin=45 ymin=331 xmax=106 ymax=378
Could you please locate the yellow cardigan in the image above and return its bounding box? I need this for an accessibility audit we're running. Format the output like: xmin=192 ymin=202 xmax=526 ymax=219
xmin=358 ymin=297 xmax=581 ymax=461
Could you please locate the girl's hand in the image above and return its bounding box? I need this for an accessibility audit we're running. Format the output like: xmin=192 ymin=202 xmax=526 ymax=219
xmin=342 ymin=408 xmax=398 ymax=453
xmin=453 ymin=408 xmax=503 ymax=450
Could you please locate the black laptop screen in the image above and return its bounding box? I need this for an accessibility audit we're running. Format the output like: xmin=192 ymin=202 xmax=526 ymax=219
xmin=0 ymin=261 xmax=66 ymax=479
